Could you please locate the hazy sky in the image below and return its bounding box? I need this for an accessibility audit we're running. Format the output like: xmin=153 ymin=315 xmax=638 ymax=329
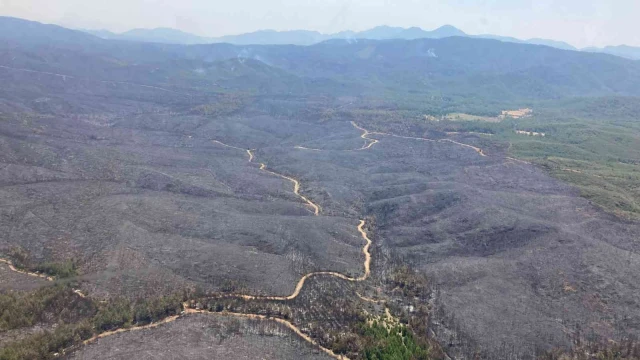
xmin=0 ymin=0 xmax=637 ymax=48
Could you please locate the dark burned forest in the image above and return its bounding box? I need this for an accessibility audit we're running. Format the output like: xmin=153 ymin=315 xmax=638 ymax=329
xmin=2 ymin=16 xmax=640 ymax=360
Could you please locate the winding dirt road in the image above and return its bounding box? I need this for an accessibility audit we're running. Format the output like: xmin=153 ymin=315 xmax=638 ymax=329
xmin=12 ymin=129 xmax=501 ymax=358
xmin=78 ymin=306 xmax=349 ymax=360
xmin=255 ymin=157 xmax=321 ymax=216
xmin=74 ymin=217 xmax=369 ymax=359
xmin=294 ymin=145 xmax=322 ymax=151
xmin=0 ymin=258 xmax=54 ymax=281
xmin=442 ymin=138 xmax=485 ymax=156
xmin=200 ymin=140 xmax=376 ymax=357
xmin=0 ymin=258 xmax=88 ymax=298
xmin=55 ymin=130 xmax=454 ymax=358
xmin=294 ymin=122 xmax=380 ymax=152
xmin=506 ymin=156 xmax=531 ymax=165
xmin=185 ymin=308 xmax=349 ymax=360
xmin=121 ymin=130 xmax=488 ymax=357
xmin=351 ymin=121 xmax=380 ymax=150
xmin=81 ymin=315 xmax=182 ymax=345
xmin=230 ymin=219 xmax=371 ymax=301
xmin=365 ymin=127 xmax=486 ymax=157
xmin=213 ymin=141 xmax=321 ymax=215
xmin=295 ymin=121 xmax=486 ymax=157
xmin=180 ymin=218 xmax=372 ymax=360
xmin=356 ymin=292 xmax=385 ymax=304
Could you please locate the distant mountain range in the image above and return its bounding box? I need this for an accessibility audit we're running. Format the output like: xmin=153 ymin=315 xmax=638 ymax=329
xmin=3 ymin=15 xmax=639 ymax=104
xmin=582 ymin=45 xmax=640 ymax=61
xmin=82 ymin=25 xmax=640 ymax=60
xmin=82 ymin=25 xmax=468 ymax=46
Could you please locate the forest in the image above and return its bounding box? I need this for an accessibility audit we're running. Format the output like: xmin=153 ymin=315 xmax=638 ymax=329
xmin=1 ymin=15 xmax=640 ymax=360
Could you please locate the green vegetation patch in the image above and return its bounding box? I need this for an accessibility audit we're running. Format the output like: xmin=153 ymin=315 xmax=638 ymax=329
xmin=442 ymin=113 xmax=500 ymax=122
xmin=93 ymin=295 xmax=184 ymax=332
xmin=4 ymin=247 xmax=78 ymax=279
xmin=352 ymin=96 xmax=640 ymax=219
xmin=358 ymin=321 xmax=431 ymax=360
xmin=501 ymin=99 xmax=640 ymax=218
xmin=0 ymin=286 xmax=185 ymax=360
xmin=0 ymin=285 xmax=95 ymax=331
xmin=31 ymin=261 xmax=78 ymax=279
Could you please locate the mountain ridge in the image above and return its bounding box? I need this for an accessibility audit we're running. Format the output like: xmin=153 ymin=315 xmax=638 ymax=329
xmin=83 ymin=24 xmax=472 ymax=46
xmin=3 ymin=16 xmax=640 ymax=103
xmin=583 ymin=45 xmax=640 ymax=60
xmin=2 ymin=15 xmax=640 ymax=359
xmin=79 ymin=21 xmax=639 ymax=60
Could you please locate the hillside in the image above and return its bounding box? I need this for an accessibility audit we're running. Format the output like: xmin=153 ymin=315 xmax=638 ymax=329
xmin=2 ymin=16 xmax=640 ymax=360
xmin=81 ymin=23 xmax=470 ymax=45
xmin=80 ymin=21 xmax=640 ymax=61
xmin=584 ymin=45 xmax=640 ymax=60
xmin=3 ymin=17 xmax=640 ymax=105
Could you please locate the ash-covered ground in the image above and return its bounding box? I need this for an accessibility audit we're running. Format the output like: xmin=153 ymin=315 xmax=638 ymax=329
xmin=2 ymin=63 xmax=640 ymax=359
xmin=66 ymin=314 xmax=332 ymax=360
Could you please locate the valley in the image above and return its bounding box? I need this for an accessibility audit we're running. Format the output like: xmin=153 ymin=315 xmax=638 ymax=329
xmin=1 ymin=16 xmax=640 ymax=360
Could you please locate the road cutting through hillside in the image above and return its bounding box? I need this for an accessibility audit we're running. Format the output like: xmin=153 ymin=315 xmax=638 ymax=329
xmin=176 ymin=218 xmax=373 ymax=358
xmin=294 ymin=145 xmax=322 ymax=151
xmin=12 ymin=136 xmax=385 ymax=359
xmin=64 ymin=136 xmax=386 ymax=358
xmin=184 ymin=307 xmax=350 ymax=360
xmin=76 ymin=305 xmax=348 ymax=360
xmin=1 ymin=258 xmax=88 ymax=298
xmin=214 ymin=141 xmax=321 ymax=215
xmin=441 ymin=138 xmax=486 ymax=156
xmin=228 ymin=219 xmax=371 ymax=301
xmin=356 ymin=292 xmax=385 ymax=304
xmin=16 ymin=133 xmax=501 ymax=358
xmin=72 ymin=213 xmax=371 ymax=359
xmin=256 ymin=158 xmax=321 ymax=216
xmin=351 ymin=121 xmax=380 ymax=150
xmin=506 ymin=156 xmax=531 ymax=165
xmin=296 ymin=121 xmax=486 ymax=157
xmin=81 ymin=315 xmax=182 ymax=346
xmin=0 ymin=258 xmax=54 ymax=281
xmin=366 ymin=126 xmax=486 ymax=157
xmin=213 ymin=141 xmax=373 ymax=295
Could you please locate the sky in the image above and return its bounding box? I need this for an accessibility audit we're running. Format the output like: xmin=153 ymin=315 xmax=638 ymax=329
xmin=0 ymin=0 xmax=638 ymax=48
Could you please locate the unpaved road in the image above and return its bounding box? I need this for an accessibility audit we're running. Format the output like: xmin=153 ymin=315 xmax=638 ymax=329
xmin=54 ymin=128 xmax=488 ymax=358
xmin=230 ymin=219 xmax=371 ymax=301
xmin=295 ymin=121 xmax=486 ymax=157
xmin=0 ymin=258 xmax=54 ymax=281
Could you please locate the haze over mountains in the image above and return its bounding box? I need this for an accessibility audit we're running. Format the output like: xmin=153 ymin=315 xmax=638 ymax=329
xmin=1 ymin=15 xmax=638 ymax=105
xmin=582 ymin=45 xmax=640 ymax=61
xmin=83 ymin=23 xmax=640 ymax=60
xmin=0 ymin=16 xmax=637 ymax=106
xmin=3 ymin=14 xmax=640 ymax=360
xmin=83 ymin=24 xmax=469 ymax=46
